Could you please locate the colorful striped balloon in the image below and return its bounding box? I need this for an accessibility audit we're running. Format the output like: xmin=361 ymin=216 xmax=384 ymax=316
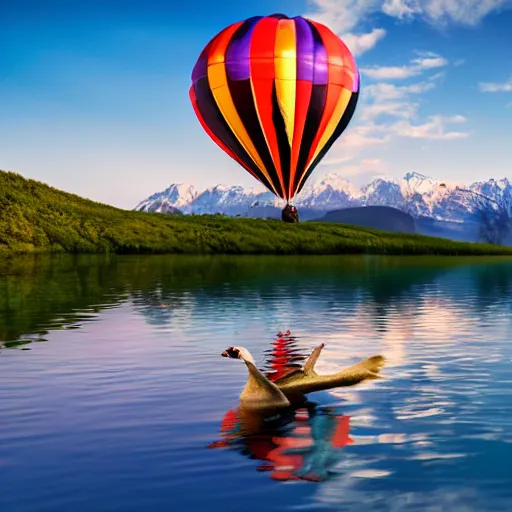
xmin=189 ymin=14 xmax=360 ymax=201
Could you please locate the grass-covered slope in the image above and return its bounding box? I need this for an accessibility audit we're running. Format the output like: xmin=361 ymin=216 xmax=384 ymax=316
xmin=1 ymin=169 xmax=512 ymax=256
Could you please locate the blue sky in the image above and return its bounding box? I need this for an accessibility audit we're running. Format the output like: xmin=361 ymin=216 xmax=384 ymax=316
xmin=1 ymin=0 xmax=511 ymax=208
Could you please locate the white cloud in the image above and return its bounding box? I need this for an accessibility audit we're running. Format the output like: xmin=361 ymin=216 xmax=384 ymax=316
xmin=389 ymin=115 xmax=469 ymax=140
xmin=361 ymin=53 xmax=448 ymax=80
xmin=342 ymin=28 xmax=387 ymax=56
xmin=321 ymin=122 xmax=392 ymax=166
xmin=304 ymin=0 xmax=388 ymax=56
xmin=365 ymin=82 xmax=436 ymax=101
xmin=303 ymin=0 xmax=474 ymax=179
xmin=306 ymin=0 xmax=510 ymax=32
xmin=304 ymin=0 xmax=508 ymax=57
xmin=362 ymin=65 xmax=418 ymax=80
xmin=382 ymin=0 xmax=510 ymax=25
xmin=382 ymin=0 xmax=417 ymax=17
xmin=359 ymin=81 xmax=437 ymax=121
xmin=328 ymin=157 xmax=387 ymax=177
xmin=305 ymin=0 xmax=380 ymax=34
xmin=317 ymin=69 xmax=467 ymax=168
xmin=478 ymin=75 xmax=512 ymax=92
xmin=361 ymin=101 xmax=419 ymax=120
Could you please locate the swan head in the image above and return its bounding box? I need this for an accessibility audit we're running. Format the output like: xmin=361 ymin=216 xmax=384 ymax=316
xmin=221 ymin=346 xmax=255 ymax=364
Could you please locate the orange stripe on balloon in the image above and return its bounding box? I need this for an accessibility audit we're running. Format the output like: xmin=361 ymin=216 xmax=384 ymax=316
xmin=289 ymin=80 xmax=312 ymax=199
xmin=274 ymin=19 xmax=297 ymax=148
xmin=207 ymin=23 xmax=279 ymax=195
xmin=249 ymin=17 xmax=286 ymax=197
xmin=188 ymin=86 xmax=260 ymax=183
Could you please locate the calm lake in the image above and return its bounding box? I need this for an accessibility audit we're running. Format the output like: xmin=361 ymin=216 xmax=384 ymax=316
xmin=1 ymin=254 xmax=512 ymax=511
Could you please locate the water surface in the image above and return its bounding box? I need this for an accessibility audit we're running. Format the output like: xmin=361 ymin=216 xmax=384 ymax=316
xmin=1 ymin=254 xmax=512 ymax=511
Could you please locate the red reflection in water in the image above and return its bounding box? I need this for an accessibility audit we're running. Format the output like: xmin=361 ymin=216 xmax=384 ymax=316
xmin=208 ymin=331 xmax=354 ymax=482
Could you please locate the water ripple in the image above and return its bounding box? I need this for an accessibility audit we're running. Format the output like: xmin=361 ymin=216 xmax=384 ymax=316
xmin=1 ymin=255 xmax=512 ymax=512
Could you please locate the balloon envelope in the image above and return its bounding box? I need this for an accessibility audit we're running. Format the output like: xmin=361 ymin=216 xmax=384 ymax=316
xmin=189 ymin=14 xmax=359 ymax=201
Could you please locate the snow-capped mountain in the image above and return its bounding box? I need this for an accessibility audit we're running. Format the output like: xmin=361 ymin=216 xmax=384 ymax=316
xmin=134 ymin=171 xmax=511 ymax=222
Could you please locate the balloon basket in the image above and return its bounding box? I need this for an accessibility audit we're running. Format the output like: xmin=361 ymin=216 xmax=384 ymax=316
xmin=282 ymin=205 xmax=299 ymax=223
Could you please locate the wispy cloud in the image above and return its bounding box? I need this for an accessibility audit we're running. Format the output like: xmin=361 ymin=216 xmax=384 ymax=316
xmin=323 ymin=157 xmax=387 ymax=177
xmin=303 ymin=0 xmax=476 ymax=180
xmin=304 ymin=0 xmax=509 ymax=56
xmin=342 ymin=28 xmax=387 ymax=56
xmin=306 ymin=0 xmax=509 ymax=30
xmin=478 ymin=75 xmax=512 ymax=92
xmin=382 ymin=0 xmax=510 ymax=26
xmin=317 ymin=63 xmax=468 ymax=167
xmin=389 ymin=114 xmax=469 ymax=140
xmin=304 ymin=0 xmax=388 ymax=56
xmin=361 ymin=53 xmax=449 ymax=80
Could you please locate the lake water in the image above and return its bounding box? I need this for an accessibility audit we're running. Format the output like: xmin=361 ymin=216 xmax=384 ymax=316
xmin=1 ymin=254 xmax=512 ymax=511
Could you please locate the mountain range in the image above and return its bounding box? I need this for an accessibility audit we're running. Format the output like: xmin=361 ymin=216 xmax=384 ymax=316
xmin=135 ymin=172 xmax=511 ymax=224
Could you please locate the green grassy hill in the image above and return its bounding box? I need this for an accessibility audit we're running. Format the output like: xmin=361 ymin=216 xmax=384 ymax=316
xmin=1 ymin=169 xmax=512 ymax=256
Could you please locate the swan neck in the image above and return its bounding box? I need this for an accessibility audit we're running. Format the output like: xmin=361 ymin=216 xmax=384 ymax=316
xmin=238 ymin=347 xmax=255 ymax=364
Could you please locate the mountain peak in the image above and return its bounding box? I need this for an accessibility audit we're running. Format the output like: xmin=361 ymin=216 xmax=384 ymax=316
xmin=135 ymin=172 xmax=511 ymax=222
xmin=403 ymin=171 xmax=432 ymax=181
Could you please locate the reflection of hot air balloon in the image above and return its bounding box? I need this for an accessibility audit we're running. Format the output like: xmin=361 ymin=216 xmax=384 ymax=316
xmin=189 ymin=14 xmax=360 ymax=218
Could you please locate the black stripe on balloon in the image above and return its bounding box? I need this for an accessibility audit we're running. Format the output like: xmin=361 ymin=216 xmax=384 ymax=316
xmin=227 ymin=15 xmax=261 ymax=47
xmin=271 ymin=81 xmax=291 ymax=197
xmin=194 ymin=78 xmax=274 ymax=192
xmin=296 ymin=90 xmax=359 ymax=196
xmin=227 ymin=79 xmax=285 ymax=198
xmin=293 ymin=84 xmax=327 ymax=195
xmin=268 ymin=13 xmax=289 ymax=19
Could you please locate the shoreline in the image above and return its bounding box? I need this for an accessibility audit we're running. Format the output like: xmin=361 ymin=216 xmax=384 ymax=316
xmin=2 ymin=170 xmax=512 ymax=257
xmin=2 ymin=214 xmax=512 ymax=257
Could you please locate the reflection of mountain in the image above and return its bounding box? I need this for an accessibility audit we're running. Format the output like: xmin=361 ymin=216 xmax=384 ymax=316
xmin=128 ymin=255 xmax=512 ymax=335
xmin=2 ymin=254 xmax=512 ymax=352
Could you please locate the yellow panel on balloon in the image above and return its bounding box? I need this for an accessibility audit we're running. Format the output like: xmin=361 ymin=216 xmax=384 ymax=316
xmin=274 ymin=20 xmax=297 ymax=147
xmin=208 ymin=62 xmax=276 ymax=193
xmin=207 ymin=62 xmax=227 ymax=90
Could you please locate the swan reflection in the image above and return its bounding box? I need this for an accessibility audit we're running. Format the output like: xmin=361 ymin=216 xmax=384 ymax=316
xmin=209 ymin=331 xmax=368 ymax=482
xmin=208 ymin=402 xmax=352 ymax=482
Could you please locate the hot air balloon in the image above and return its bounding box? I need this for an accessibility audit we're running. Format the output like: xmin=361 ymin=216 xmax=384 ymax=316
xmin=189 ymin=14 xmax=360 ymax=222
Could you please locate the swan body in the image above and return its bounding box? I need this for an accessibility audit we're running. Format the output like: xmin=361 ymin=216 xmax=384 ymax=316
xmin=221 ymin=344 xmax=385 ymax=411
xmin=222 ymin=346 xmax=291 ymax=411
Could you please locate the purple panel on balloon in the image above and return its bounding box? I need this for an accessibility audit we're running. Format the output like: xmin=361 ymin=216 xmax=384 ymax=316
xmin=191 ymin=44 xmax=211 ymax=84
xmin=225 ymin=17 xmax=262 ymax=81
xmin=313 ymin=39 xmax=328 ymax=85
xmin=293 ymin=17 xmax=314 ymax=82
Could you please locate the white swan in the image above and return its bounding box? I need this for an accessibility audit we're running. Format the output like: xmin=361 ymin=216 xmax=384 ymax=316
xmin=222 ymin=344 xmax=385 ymax=411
